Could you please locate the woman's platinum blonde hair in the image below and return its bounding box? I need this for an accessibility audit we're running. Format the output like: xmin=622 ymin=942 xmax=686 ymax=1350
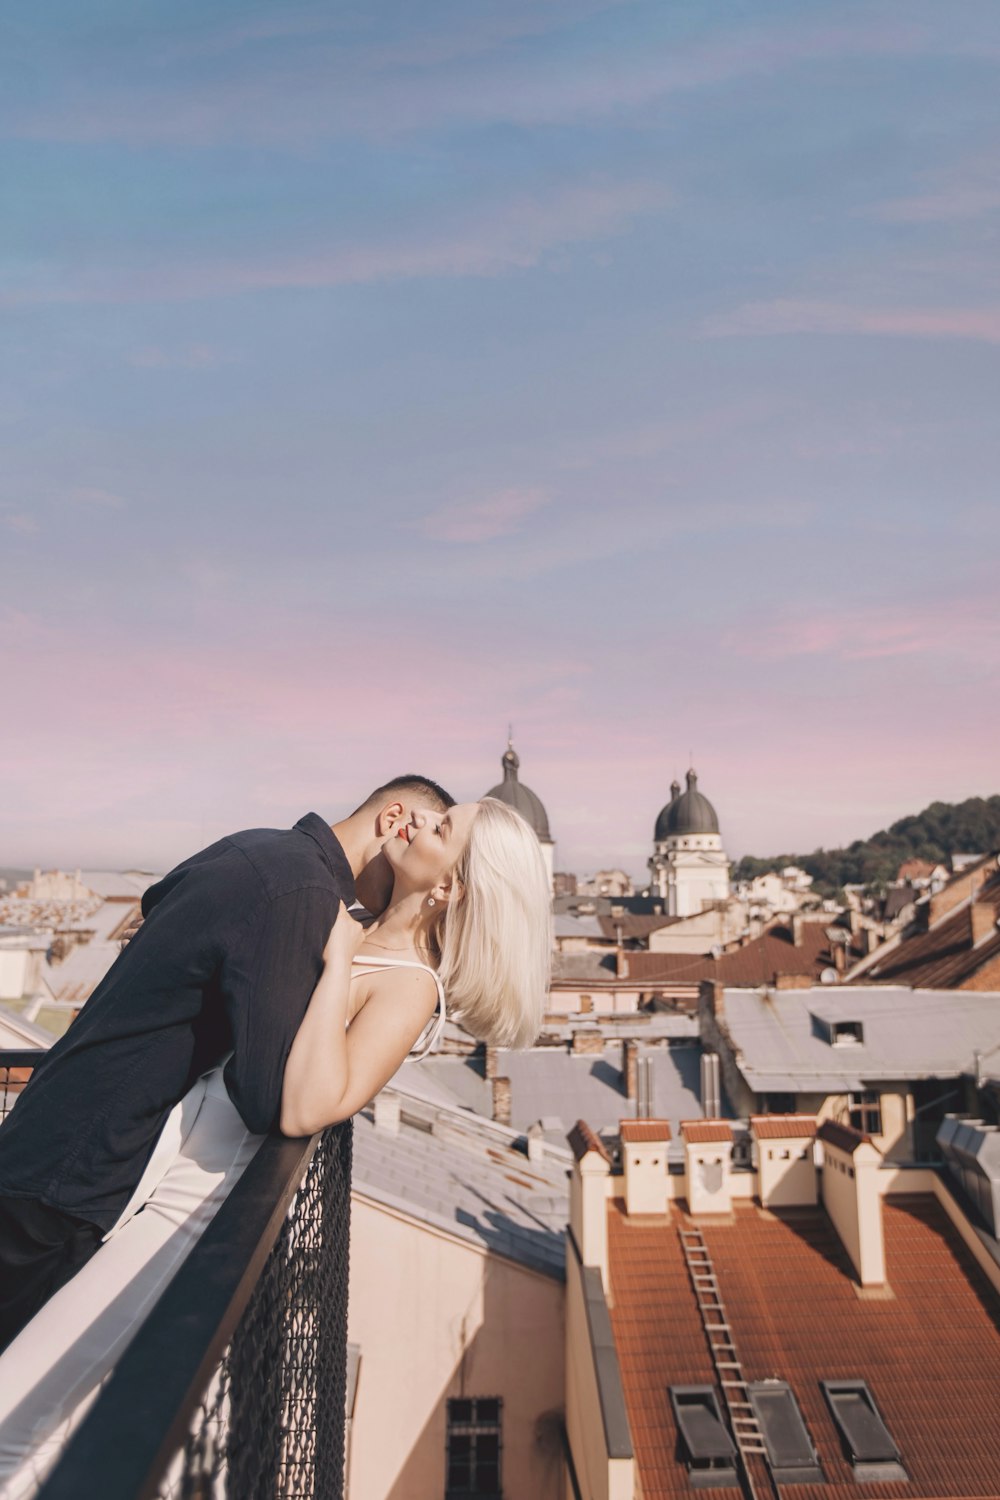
xmin=435 ymin=797 xmax=552 ymax=1049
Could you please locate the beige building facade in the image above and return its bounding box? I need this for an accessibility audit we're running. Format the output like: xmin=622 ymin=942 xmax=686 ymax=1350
xmin=347 ymin=1194 xmax=564 ymax=1500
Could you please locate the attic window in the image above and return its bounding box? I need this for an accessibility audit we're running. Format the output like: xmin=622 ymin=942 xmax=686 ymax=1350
xmin=821 ymin=1380 xmax=906 ymax=1483
xmin=831 ymin=1021 xmax=863 ymax=1046
xmin=747 ymin=1381 xmax=823 ymax=1484
xmin=669 ymin=1386 xmax=737 ymax=1488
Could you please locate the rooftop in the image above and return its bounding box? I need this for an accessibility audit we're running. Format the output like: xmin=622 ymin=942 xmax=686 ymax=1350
xmin=865 ymin=869 xmax=1000 ymax=988
xmin=627 ymin=919 xmax=864 ymax=989
xmin=710 ymin=985 xmax=1000 ymax=1093
xmin=352 ymin=1086 xmax=569 ymax=1279
xmin=607 ymin=1192 xmax=1000 ymax=1499
xmin=404 ymin=1036 xmax=711 ymax=1140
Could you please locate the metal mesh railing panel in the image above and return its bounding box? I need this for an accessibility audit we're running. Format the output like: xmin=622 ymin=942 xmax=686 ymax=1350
xmin=157 ymin=1122 xmax=353 ymax=1500
xmin=0 ymin=1054 xmax=39 ymax=1123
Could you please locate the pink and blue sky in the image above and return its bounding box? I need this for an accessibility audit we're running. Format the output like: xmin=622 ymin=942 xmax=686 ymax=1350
xmin=1 ymin=0 xmax=998 ymax=874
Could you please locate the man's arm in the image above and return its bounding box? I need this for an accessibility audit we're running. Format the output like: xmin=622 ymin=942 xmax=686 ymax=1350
xmin=220 ymin=886 xmax=340 ymax=1134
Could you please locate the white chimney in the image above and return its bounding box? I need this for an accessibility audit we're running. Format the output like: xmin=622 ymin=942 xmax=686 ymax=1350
xmin=818 ymin=1120 xmax=885 ymax=1287
xmin=620 ymin=1119 xmax=671 ymax=1216
xmin=568 ymin=1120 xmax=611 ymax=1288
xmin=681 ymin=1121 xmax=734 ymax=1215
xmin=751 ymin=1116 xmax=818 ymax=1208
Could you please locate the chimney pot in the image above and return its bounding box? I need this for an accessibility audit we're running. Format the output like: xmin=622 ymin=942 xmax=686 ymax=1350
xmin=700 ymin=979 xmax=725 ymax=1016
xmin=492 ymin=1076 xmax=512 ymax=1126
xmin=623 ymin=1039 xmax=639 ymax=1101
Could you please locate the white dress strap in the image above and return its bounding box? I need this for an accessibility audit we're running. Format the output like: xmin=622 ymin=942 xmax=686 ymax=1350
xmin=350 ymin=955 xmax=446 ymax=1059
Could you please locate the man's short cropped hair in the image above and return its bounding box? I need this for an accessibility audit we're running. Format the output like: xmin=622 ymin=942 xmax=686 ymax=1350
xmin=355 ymin=774 xmax=455 ymax=816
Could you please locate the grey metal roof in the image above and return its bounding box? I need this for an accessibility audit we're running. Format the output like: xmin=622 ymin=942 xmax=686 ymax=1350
xmin=351 ymin=1091 xmax=569 ymax=1279
xmin=409 ymin=1038 xmax=709 ymax=1140
xmin=553 ymin=914 xmax=606 ymax=941
xmin=716 ymin=985 xmax=1000 ymax=1093
xmin=483 ymin=742 xmax=553 ymax=842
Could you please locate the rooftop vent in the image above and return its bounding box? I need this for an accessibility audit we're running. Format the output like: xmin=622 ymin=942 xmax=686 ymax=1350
xmin=747 ymin=1381 xmax=822 ymax=1484
xmin=811 ymin=1009 xmax=865 ymax=1047
xmin=669 ymin=1386 xmax=738 ymax=1489
xmin=822 ymin=1380 xmax=906 ymax=1483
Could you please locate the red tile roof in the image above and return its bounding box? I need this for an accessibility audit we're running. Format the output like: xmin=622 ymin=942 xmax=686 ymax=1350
xmin=680 ymin=1120 xmax=733 ymax=1143
xmin=620 ymin=1119 xmax=672 ymax=1143
xmin=568 ymin=1119 xmax=610 ymax=1163
xmin=818 ymin=1119 xmax=871 ymax=1154
xmin=607 ymin=1193 xmax=1000 ymax=1499
xmin=866 ymin=873 xmax=1000 ymax=988
xmin=750 ymin=1114 xmax=817 ymax=1139
xmin=627 ymin=920 xmax=863 ymax=989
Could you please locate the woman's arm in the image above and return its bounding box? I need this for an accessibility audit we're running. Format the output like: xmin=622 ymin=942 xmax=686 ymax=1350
xmin=279 ymin=908 xmax=438 ymax=1136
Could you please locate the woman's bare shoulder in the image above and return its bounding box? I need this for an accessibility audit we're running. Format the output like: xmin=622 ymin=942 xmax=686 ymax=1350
xmin=363 ymin=962 xmax=439 ymax=1003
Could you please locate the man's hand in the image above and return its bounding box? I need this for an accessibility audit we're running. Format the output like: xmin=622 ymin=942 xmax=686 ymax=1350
xmin=323 ymin=903 xmax=367 ymax=966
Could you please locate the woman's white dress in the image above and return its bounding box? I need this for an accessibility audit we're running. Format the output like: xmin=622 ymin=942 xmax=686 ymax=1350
xmin=0 ymin=957 xmax=445 ymax=1500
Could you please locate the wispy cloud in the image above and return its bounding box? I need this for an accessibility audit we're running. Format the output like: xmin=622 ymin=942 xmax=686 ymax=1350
xmin=871 ymin=152 xmax=1000 ymax=223
xmin=3 ymin=12 xmax=960 ymax=147
xmin=0 ymin=179 xmax=666 ymax=306
xmin=418 ymin=487 xmax=551 ymax=543
xmin=704 ymin=298 xmax=1000 ymax=344
xmin=725 ymin=599 xmax=1000 ymax=665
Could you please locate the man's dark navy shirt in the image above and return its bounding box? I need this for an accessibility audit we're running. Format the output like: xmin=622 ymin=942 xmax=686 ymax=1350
xmin=0 ymin=814 xmax=355 ymax=1231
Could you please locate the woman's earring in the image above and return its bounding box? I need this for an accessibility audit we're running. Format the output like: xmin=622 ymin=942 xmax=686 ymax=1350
xmin=427 ymin=897 xmax=436 ymax=907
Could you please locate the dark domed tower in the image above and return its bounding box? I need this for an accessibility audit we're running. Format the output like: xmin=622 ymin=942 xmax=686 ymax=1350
xmin=484 ymin=739 xmax=555 ymax=889
xmin=649 ymin=767 xmax=730 ymax=915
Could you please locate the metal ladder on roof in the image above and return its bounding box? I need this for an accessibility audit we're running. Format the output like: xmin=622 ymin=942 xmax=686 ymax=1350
xmin=678 ymin=1225 xmax=772 ymax=1500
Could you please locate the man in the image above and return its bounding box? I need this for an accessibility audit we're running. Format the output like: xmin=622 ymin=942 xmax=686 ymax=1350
xmin=0 ymin=774 xmax=454 ymax=1350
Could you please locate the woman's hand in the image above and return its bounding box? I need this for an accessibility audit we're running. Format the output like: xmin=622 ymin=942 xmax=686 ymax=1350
xmin=323 ymin=903 xmax=367 ymax=965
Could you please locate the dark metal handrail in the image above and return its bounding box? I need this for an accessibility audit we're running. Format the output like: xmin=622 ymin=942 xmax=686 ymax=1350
xmin=0 ymin=1049 xmax=46 ymax=1067
xmin=36 ymin=1130 xmax=321 ymax=1500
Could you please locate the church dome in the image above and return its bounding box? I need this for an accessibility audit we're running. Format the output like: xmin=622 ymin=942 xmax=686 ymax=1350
xmin=484 ymin=741 xmax=553 ymax=844
xmin=654 ymin=768 xmax=720 ymax=841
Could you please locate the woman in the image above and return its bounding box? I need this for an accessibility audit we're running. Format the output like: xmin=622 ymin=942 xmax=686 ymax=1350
xmin=0 ymin=798 xmax=551 ymax=1498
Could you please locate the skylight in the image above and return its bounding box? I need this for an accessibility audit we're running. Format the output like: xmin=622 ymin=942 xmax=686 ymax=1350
xmin=747 ymin=1380 xmax=823 ymax=1484
xmin=822 ymin=1380 xmax=906 ymax=1482
xmin=669 ymin=1386 xmax=738 ymax=1489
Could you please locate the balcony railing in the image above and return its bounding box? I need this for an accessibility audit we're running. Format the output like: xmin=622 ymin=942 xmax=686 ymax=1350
xmin=0 ymin=1050 xmax=352 ymax=1500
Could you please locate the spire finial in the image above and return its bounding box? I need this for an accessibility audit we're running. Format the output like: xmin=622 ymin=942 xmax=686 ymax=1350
xmin=502 ymin=729 xmax=520 ymax=779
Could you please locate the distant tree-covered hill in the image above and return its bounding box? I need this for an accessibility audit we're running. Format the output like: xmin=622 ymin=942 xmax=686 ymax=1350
xmin=734 ymin=795 xmax=1000 ymax=895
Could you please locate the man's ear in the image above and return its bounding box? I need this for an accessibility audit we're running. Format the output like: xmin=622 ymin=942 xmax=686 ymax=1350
xmin=375 ymin=800 xmax=406 ymax=839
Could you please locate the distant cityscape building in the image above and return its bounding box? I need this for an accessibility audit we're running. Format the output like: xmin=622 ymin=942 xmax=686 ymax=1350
xmin=648 ymin=768 xmax=730 ymax=917
xmin=483 ymin=738 xmax=555 ymax=889
xmin=576 ymin=869 xmax=633 ymax=898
